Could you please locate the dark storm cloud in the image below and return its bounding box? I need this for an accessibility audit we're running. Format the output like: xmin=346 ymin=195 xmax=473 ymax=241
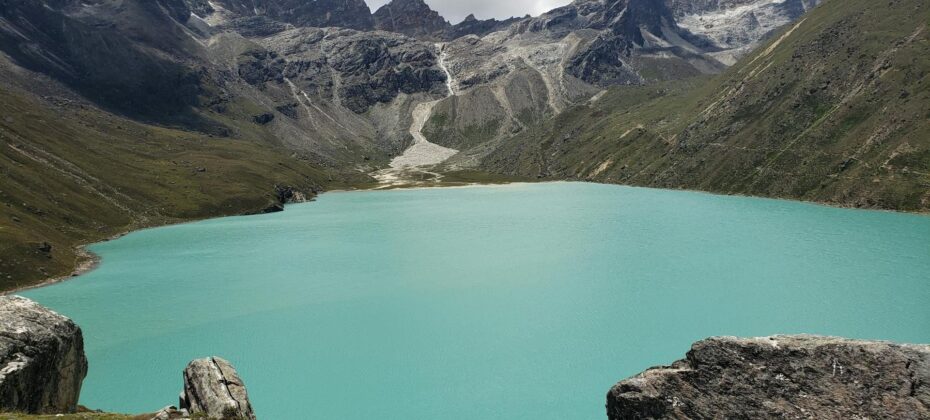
xmin=365 ymin=0 xmax=572 ymax=24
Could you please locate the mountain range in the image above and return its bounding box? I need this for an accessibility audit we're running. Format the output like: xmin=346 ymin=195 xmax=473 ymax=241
xmin=1 ymin=0 xmax=927 ymax=291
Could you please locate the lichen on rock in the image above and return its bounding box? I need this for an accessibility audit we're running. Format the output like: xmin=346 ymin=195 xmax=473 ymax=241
xmin=180 ymin=357 xmax=256 ymax=420
xmin=607 ymin=335 xmax=930 ymax=419
xmin=0 ymin=295 xmax=88 ymax=414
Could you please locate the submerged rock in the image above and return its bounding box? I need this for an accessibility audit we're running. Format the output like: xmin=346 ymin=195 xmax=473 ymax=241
xmin=607 ymin=335 xmax=930 ymax=419
xmin=0 ymin=295 xmax=88 ymax=414
xmin=181 ymin=357 xmax=256 ymax=420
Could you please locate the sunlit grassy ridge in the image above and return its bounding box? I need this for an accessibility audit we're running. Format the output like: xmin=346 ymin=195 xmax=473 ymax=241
xmin=481 ymin=0 xmax=930 ymax=212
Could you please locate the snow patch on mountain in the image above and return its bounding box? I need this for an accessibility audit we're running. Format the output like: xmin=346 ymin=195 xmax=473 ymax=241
xmin=676 ymin=0 xmax=821 ymax=64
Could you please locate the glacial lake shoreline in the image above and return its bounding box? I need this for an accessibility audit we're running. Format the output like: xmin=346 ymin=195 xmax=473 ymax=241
xmin=7 ymin=179 xmax=928 ymax=297
xmin=20 ymin=182 xmax=930 ymax=418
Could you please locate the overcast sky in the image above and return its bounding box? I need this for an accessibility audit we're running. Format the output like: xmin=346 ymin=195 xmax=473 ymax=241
xmin=365 ymin=0 xmax=572 ymax=24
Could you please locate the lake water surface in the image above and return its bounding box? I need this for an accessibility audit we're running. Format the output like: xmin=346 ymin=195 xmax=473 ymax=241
xmin=22 ymin=182 xmax=930 ymax=419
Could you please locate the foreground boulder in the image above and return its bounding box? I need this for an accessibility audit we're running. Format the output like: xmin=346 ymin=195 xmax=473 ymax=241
xmin=180 ymin=357 xmax=256 ymax=419
xmin=0 ymin=295 xmax=88 ymax=413
xmin=607 ymin=335 xmax=930 ymax=419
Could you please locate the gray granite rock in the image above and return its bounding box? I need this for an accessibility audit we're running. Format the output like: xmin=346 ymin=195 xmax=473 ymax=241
xmin=181 ymin=357 xmax=256 ymax=420
xmin=0 ymin=295 xmax=88 ymax=414
xmin=150 ymin=405 xmax=190 ymax=419
xmin=607 ymin=335 xmax=930 ymax=419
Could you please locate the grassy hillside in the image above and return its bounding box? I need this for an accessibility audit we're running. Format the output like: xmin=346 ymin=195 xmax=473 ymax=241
xmin=1 ymin=413 xmax=142 ymax=420
xmin=0 ymin=79 xmax=368 ymax=292
xmin=482 ymin=0 xmax=930 ymax=212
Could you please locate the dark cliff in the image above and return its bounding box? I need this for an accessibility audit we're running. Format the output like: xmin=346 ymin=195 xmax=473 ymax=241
xmin=373 ymin=0 xmax=450 ymax=39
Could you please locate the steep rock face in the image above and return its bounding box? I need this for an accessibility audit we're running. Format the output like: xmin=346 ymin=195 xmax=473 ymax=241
xmin=256 ymin=27 xmax=447 ymax=113
xmin=157 ymin=0 xmax=193 ymax=22
xmin=319 ymin=29 xmax=446 ymax=113
xmin=0 ymin=296 xmax=88 ymax=414
xmin=512 ymin=0 xmax=685 ymax=42
xmin=216 ymin=15 xmax=294 ymax=37
xmin=181 ymin=357 xmax=256 ymax=420
xmin=371 ymin=1 xmax=527 ymax=41
xmin=205 ymin=0 xmax=374 ymax=30
xmin=373 ymin=0 xmax=451 ymax=40
xmin=607 ymin=336 xmax=930 ymax=419
xmin=669 ymin=0 xmax=822 ymax=64
xmin=567 ymin=33 xmax=641 ymax=86
xmin=184 ymin=0 xmax=214 ymax=17
xmin=444 ymin=14 xmax=527 ymax=40
xmin=0 ymin=0 xmax=210 ymax=122
xmin=665 ymin=0 xmax=820 ymax=17
xmin=508 ymin=0 xmax=724 ymax=87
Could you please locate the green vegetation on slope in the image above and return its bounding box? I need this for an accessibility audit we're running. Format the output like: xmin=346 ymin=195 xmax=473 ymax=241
xmin=482 ymin=0 xmax=930 ymax=212
xmin=0 ymin=81 xmax=366 ymax=292
xmin=0 ymin=413 xmax=143 ymax=420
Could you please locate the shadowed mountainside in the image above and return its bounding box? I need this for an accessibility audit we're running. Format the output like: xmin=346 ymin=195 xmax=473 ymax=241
xmin=0 ymin=61 xmax=366 ymax=291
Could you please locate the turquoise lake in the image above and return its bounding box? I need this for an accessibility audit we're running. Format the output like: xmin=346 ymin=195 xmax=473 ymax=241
xmin=21 ymin=182 xmax=930 ymax=419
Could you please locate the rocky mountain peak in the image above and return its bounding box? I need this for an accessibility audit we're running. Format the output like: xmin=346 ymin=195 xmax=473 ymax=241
xmin=203 ymin=0 xmax=375 ymax=29
xmin=511 ymin=0 xmax=676 ymax=40
xmin=373 ymin=0 xmax=451 ymax=39
xmin=157 ymin=0 xmax=193 ymax=22
xmin=445 ymin=13 xmax=527 ymax=40
xmin=670 ymin=0 xmax=823 ymax=61
xmin=607 ymin=0 xmax=679 ymax=45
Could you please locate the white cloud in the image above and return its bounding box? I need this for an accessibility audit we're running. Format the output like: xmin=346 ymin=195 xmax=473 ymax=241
xmin=365 ymin=0 xmax=573 ymax=24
